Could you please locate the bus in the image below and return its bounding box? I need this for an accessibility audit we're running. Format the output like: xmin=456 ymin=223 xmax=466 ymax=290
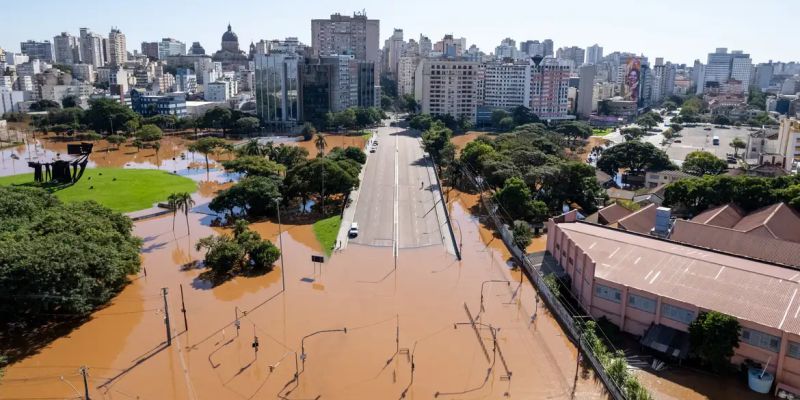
xmin=712 ymin=136 xmax=720 ymax=145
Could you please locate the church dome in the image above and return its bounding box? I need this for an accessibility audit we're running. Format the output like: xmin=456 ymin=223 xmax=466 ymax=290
xmin=222 ymin=24 xmax=238 ymax=43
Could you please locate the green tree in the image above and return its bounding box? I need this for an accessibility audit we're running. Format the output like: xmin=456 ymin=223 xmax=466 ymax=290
xmin=689 ymin=311 xmax=740 ymax=372
xmin=670 ymin=123 xmax=683 ymax=134
xmin=621 ymin=127 xmax=646 ymax=141
xmin=236 ymin=139 xmax=266 ymax=157
xmin=512 ymin=220 xmax=533 ymax=250
xmin=662 ymin=100 xmax=678 ymax=112
xmin=555 ymin=121 xmax=592 ymax=146
xmin=301 ymin=122 xmax=317 ymax=141
xmin=597 ymin=141 xmax=675 ymax=175
xmin=730 ymin=137 xmax=746 ymax=157
xmin=511 ymin=105 xmax=539 ymax=126
xmin=267 ymin=145 xmax=309 ymax=170
xmin=234 ymin=116 xmax=260 ymax=135
xmin=210 ymin=175 xmax=282 ymax=218
xmin=682 ymin=151 xmax=727 ymax=176
xmin=174 ymin=192 xmax=195 ymax=236
xmin=188 ymin=137 xmax=230 ymax=174
xmin=195 ymin=220 xmax=280 ymax=276
xmin=83 ymin=98 xmax=139 ymax=134
xmin=167 ymin=193 xmax=180 ymax=233
xmin=491 ymin=109 xmax=510 ymax=128
xmin=221 ymin=156 xmax=284 ymax=177
xmin=106 ymin=134 xmax=126 ymax=150
xmin=29 ymin=99 xmax=61 ymax=112
xmin=136 ymin=124 xmax=163 ymax=142
xmin=635 ymin=113 xmax=658 ymax=131
xmin=713 ymin=114 xmax=732 ymax=126
xmin=202 ymin=107 xmax=233 ymax=134
xmin=124 ymin=119 xmax=140 ymax=137
xmin=494 ymin=177 xmax=536 ymax=221
xmin=421 ymin=121 xmax=453 ymax=165
xmin=314 ymin=133 xmax=328 ymax=156
xmin=498 ymin=116 xmax=516 ymax=132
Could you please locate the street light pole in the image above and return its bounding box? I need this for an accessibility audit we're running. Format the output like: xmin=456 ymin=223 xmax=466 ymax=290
xmin=275 ymin=198 xmax=285 ymax=292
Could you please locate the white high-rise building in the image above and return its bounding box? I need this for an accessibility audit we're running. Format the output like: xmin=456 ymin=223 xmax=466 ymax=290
xmin=311 ymin=12 xmax=380 ymax=82
xmin=79 ymin=28 xmax=105 ymax=67
xmin=108 ymin=28 xmax=127 ymax=66
xmin=494 ymin=38 xmax=518 ymax=60
xmin=731 ymin=52 xmax=753 ymax=90
xmin=397 ymin=55 xmax=420 ymax=96
xmin=53 ymin=32 xmax=81 ymax=65
xmin=586 ymin=44 xmax=603 ymax=65
xmin=777 ymin=117 xmax=800 ymax=174
xmin=158 ymin=38 xmax=186 ymax=60
xmin=414 ymin=59 xmax=479 ymax=123
xmin=418 ymin=35 xmax=432 ymax=57
xmin=383 ymin=29 xmax=404 ymax=80
xmin=482 ymin=61 xmax=530 ymax=109
xmin=702 ymin=48 xmax=751 ymax=94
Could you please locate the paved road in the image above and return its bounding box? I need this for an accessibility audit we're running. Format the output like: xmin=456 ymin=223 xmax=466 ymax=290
xmin=347 ymin=123 xmax=445 ymax=249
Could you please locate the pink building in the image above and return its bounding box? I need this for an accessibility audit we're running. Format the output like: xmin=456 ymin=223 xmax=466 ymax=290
xmin=547 ymin=212 xmax=800 ymax=396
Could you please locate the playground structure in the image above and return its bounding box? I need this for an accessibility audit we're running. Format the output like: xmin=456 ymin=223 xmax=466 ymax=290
xmin=27 ymin=142 xmax=93 ymax=184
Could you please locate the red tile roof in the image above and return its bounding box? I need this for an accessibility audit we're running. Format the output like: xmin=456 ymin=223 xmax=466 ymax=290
xmin=597 ymin=204 xmax=633 ymax=225
xmin=617 ymin=203 xmax=657 ymax=234
xmin=691 ymin=204 xmax=744 ymax=228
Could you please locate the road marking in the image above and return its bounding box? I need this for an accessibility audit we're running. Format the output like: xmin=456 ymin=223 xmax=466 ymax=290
xmin=394 ymin=130 xmax=399 ymax=260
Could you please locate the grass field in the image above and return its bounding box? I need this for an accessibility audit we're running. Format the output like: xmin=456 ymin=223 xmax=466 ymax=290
xmin=0 ymin=168 xmax=196 ymax=213
xmin=592 ymin=128 xmax=614 ymax=136
xmin=312 ymin=215 xmax=342 ymax=256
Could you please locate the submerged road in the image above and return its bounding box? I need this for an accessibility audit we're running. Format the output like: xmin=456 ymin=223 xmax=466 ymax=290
xmin=347 ymin=120 xmax=453 ymax=251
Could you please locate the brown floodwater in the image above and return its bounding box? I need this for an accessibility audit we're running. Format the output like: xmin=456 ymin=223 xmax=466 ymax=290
xmin=1 ymin=155 xmax=609 ymax=399
xmin=0 ymin=133 xmax=236 ymax=178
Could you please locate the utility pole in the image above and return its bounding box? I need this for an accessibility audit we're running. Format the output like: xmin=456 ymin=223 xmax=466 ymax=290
xmin=162 ymin=287 xmax=172 ymax=346
xmin=179 ymin=284 xmax=188 ymax=332
xmin=275 ymin=198 xmax=286 ymax=292
xmin=80 ymin=366 xmax=90 ymax=400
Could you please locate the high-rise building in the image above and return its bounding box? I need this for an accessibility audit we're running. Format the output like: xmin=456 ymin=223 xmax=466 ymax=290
xmin=397 ymin=55 xmax=420 ymax=96
xmin=175 ymin=68 xmax=197 ymax=93
xmin=542 ymin=39 xmax=554 ymax=57
xmin=53 ymin=33 xmax=81 ymax=65
xmin=140 ymin=42 xmax=159 ymax=60
xmin=556 ymin=46 xmax=585 ymax=70
xmin=189 ymin=42 xmax=206 ymax=55
xmin=577 ymin=64 xmax=596 ymax=118
xmin=20 ymin=40 xmax=53 ymax=62
xmin=414 ymin=59 xmax=478 ymax=123
xmin=418 ymin=35 xmax=432 ymax=57
xmin=520 ymin=40 xmax=544 ymax=57
xmin=383 ymin=29 xmax=404 ymax=80
xmin=530 ymin=56 xmax=571 ymax=120
xmin=108 ymin=28 xmax=127 ymax=66
xmin=777 ymin=117 xmax=800 ymax=174
xmin=311 ymin=12 xmax=380 ymax=81
xmin=482 ymin=61 xmax=530 ymax=109
xmin=158 ymin=38 xmax=186 ymax=60
xmin=494 ymin=38 xmax=518 ymax=60
xmin=755 ymin=63 xmax=774 ymax=91
xmin=434 ymin=35 xmax=464 ymax=58
xmin=586 ymin=44 xmax=603 ymax=65
xmin=651 ymin=59 xmax=676 ymax=103
xmin=79 ymin=28 xmax=105 ymax=67
xmin=72 ymin=64 xmax=94 ymax=83
xmin=702 ymin=48 xmax=751 ymax=94
xmin=254 ymin=52 xmax=301 ymax=130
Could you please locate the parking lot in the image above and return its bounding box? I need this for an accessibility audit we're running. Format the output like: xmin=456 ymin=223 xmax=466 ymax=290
xmin=653 ymin=124 xmax=752 ymax=164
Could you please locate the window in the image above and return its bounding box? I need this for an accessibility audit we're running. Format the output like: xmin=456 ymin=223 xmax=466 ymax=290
xmin=741 ymin=328 xmax=781 ymax=353
xmin=661 ymin=303 xmax=695 ymax=324
xmin=788 ymin=342 xmax=800 ymax=359
xmin=595 ymin=284 xmax=621 ymax=303
xmin=628 ymin=294 xmax=656 ymax=313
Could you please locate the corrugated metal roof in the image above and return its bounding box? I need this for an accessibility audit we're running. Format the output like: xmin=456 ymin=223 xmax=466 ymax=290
xmin=692 ymin=204 xmax=744 ymax=228
xmin=597 ymin=204 xmax=632 ymax=225
xmin=558 ymin=222 xmax=800 ymax=334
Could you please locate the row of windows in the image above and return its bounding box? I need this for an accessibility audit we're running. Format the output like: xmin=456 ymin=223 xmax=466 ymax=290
xmin=742 ymin=328 xmax=781 ymax=353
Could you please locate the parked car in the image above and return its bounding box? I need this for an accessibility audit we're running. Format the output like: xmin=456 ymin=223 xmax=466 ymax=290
xmin=348 ymin=222 xmax=359 ymax=238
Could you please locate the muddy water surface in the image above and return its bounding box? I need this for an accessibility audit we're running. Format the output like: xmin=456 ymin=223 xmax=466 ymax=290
xmin=2 ymin=163 xmax=609 ymax=399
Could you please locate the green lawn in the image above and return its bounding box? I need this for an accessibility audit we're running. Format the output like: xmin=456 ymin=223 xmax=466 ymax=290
xmin=312 ymin=215 xmax=342 ymax=256
xmin=0 ymin=168 xmax=196 ymax=213
xmin=592 ymin=128 xmax=613 ymax=136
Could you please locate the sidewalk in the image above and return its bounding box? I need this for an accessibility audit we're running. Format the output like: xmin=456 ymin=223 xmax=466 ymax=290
xmin=334 ymin=132 xmax=374 ymax=252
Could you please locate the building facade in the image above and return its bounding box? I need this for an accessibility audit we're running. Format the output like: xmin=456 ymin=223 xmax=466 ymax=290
xmin=79 ymin=28 xmax=105 ymax=67
xmin=107 ymin=28 xmax=127 ymax=66
xmin=130 ymin=89 xmax=187 ymax=116
xmin=414 ymin=59 xmax=479 ymax=123
xmin=254 ymin=52 xmax=301 ymax=130
xmin=53 ymin=33 xmax=81 ymax=65
xmin=20 ymin=40 xmax=53 ymax=62
xmin=158 ymin=38 xmax=186 ymax=60
xmin=482 ymin=61 xmax=531 ymax=109
xmin=531 ymin=57 xmax=571 ymax=120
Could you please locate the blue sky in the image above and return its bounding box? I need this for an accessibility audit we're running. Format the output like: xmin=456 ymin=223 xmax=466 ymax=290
xmin=1 ymin=0 xmax=795 ymax=65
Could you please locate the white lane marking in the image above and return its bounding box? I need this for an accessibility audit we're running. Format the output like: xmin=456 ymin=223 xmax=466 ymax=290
xmin=714 ymin=266 xmax=724 ymax=280
xmin=780 ymin=288 xmax=798 ymax=329
xmin=649 ymin=270 xmax=661 ymax=284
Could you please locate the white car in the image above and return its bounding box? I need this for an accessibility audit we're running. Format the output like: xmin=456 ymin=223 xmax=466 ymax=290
xmin=348 ymin=222 xmax=359 ymax=238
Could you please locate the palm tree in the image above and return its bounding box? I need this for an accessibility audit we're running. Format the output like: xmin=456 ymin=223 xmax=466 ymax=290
xmin=237 ymin=139 xmax=264 ymax=157
xmin=153 ymin=141 xmax=161 ymax=166
xmin=167 ymin=193 xmax=179 ymax=234
xmin=314 ymin=134 xmax=327 ymax=156
xmin=175 ymin=192 xmax=196 ymax=236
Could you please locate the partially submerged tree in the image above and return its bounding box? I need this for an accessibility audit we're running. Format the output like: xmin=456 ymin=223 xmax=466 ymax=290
xmin=689 ymin=311 xmax=740 ymax=372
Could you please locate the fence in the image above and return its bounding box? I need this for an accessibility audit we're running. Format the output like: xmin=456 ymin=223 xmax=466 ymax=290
xmin=459 ymin=167 xmax=627 ymax=400
xmin=426 ymin=151 xmax=461 ymax=260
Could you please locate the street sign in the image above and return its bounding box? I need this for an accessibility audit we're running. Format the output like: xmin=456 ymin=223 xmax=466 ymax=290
xmin=311 ymin=255 xmax=324 ymax=263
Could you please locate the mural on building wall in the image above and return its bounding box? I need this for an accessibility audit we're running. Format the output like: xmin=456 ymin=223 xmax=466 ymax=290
xmin=623 ymin=57 xmax=641 ymax=102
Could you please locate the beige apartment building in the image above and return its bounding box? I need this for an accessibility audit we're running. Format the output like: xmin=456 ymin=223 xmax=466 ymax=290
xmin=414 ymin=59 xmax=479 ymax=123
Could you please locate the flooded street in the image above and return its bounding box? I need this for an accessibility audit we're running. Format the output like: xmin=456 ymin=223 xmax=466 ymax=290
xmin=1 ymin=184 xmax=606 ymax=400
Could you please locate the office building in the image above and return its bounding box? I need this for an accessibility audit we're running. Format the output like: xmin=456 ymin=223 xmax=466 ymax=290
xmin=586 ymin=44 xmax=603 ymax=65
xmin=494 ymin=38 xmax=518 ymax=60
xmin=542 ymin=39 xmax=554 ymax=57
xmin=79 ymin=28 xmax=105 ymax=67
xmin=141 ymin=42 xmax=159 ymax=60
xmin=254 ymin=52 xmax=301 ymax=130
xmin=130 ymin=89 xmax=187 ymax=116
xmin=175 ymin=68 xmax=197 ymax=93
xmin=651 ymin=59 xmax=676 ymax=103
xmin=756 ymin=63 xmax=774 ymax=91
xmin=20 ymin=40 xmax=53 ymax=62
xmin=577 ymin=64 xmax=596 ymax=118
xmin=107 ymin=28 xmax=127 ymax=66
xmin=520 ymin=40 xmax=544 ymax=57
xmin=531 ymin=56 xmax=571 ymax=120
xmin=702 ymin=48 xmax=752 ymax=94
xmin=299 ymin=59 xmax=333 ymax=126
xmin=53 ymin=33 xmax=81 ymax=65
xmin=159 ymin=38 xmax=186 ymax=60
xmin=397 ymin=55 xmax=420 ymax=96
xmin=414 ymin=59 xmax=479 ymax=123
xmin=205 ymin=80 xmax=231 ymax=102
xmin=418 ymin=35 xmax=432 ymax=57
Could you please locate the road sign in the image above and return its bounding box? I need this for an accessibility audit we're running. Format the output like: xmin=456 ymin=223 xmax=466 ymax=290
xmin=311 ymin=255 xmax=324 ymax=263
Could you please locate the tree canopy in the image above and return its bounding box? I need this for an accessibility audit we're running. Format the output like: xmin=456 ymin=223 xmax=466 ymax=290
xmin=596 ymin=141 xmax=675 ymax=175
xmin=84 ymin=98 xmax=139 ymax=134
xmin=664 ymin=174 xmax=800 ymax=214
xmin=689 ymin=311 xmax=740 ymax=373
xmin=682 ymin=151 xmax=727 ymax=176
xmin=0 ymin=187 xmax=141 ymax=324
xmin=196 ymin=220 xmax=280 ymax=277
xmin=221 ymin=156 xmax=284 ymax=177
xmin=209 ymin=175 xmax=282 ymax=218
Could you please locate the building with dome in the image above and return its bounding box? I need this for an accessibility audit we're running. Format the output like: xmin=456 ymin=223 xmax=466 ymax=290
xmin=212 ymin=24 xmax=249 ymax=70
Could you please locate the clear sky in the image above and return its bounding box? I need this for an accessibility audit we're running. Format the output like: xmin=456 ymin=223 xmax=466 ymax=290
xmin=1 ymin=0 xmax=795 ymax=65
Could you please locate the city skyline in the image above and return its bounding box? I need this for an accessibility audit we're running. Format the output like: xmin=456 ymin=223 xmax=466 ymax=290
xmin=1 ymin=0 xmax=797 ymax=65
